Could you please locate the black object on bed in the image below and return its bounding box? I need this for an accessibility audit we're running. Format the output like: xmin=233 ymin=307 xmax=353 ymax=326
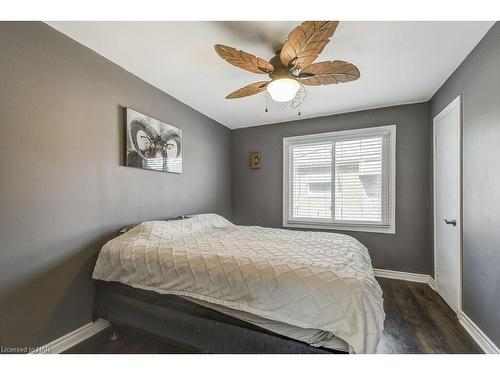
xmin=94 ymin=281 xmax=344 ymax=354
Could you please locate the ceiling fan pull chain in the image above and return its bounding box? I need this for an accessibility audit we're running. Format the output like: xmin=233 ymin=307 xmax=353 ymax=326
xmin=265 ymin=92 xmax=269 ymax=113
xmin=298 ymin=103 xmax=301 ymax=117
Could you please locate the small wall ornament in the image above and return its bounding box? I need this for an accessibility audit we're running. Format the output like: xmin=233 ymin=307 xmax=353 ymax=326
xmin=250 ymin=152 xmax=261 ymax=169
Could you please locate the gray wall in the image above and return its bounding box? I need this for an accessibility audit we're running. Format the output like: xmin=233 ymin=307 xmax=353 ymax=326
xmin=0 ymin=22 xmax=231 ymax=348
xmin=232 ymin=103 xmax=433 ymax=275
xmin=431 ymin=22 xmax=500 ymax=348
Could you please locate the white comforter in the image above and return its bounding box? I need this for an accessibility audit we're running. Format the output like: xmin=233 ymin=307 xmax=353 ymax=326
xmin=92 ymin=214 xmax=385 ymax=353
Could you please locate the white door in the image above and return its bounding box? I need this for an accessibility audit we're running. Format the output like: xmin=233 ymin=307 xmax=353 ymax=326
xmin=433 ymin=95 xmax=462 ymax=313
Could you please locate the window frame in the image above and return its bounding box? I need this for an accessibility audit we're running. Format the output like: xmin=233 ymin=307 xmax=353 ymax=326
xmin=282 ymin=124 xmax=396 ymax=234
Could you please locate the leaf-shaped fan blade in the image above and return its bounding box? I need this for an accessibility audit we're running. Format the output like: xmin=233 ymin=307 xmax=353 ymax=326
xmin=215 ymin=44 xmax=274 ymax=74
xmin=280 ymin=21 xmax=339 ymax=70
xmin=299 ymin=60 xmax=360 ymax=86
xmin=226 ymin=81 xmax=270 ymax=99
xmin=287 ymin=84 xmax=306 ymax=110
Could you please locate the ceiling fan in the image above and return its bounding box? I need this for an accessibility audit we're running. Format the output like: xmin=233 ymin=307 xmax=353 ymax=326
xmin=214 ymin=21 xmax=360 ymax=109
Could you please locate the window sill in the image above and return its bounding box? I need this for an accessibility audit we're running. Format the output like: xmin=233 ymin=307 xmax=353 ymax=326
xmin=283 ymin=221 xmax=396 ymax=234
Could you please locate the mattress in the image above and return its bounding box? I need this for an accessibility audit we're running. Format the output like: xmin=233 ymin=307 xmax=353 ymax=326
xmin=92 ymin=214 xmax=385 ymax=353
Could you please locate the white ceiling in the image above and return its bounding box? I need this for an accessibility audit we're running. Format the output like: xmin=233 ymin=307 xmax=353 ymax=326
xmin=47 ymin=21 xmax=493 ymax=129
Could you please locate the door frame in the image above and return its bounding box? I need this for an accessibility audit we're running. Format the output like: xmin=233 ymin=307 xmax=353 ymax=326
xmin=433 ymin=94 xmax=463 ymax=314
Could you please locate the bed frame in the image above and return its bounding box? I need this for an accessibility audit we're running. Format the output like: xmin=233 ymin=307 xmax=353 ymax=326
xmin=94 ymin=281 xmax=343 ymax=354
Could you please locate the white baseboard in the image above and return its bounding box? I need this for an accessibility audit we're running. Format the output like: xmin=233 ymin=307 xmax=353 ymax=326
xmin=374 ymin=268 xmax=435 ymax=289
xmin=31 ymin=318 xmax=110 ymax=354
xmin=458 ymin=312 xmax=500 ymax=354
xmin=426 ymin=276 xmax=436 ymax=290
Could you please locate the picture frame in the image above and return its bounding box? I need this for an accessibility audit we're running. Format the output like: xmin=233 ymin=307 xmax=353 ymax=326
xmin=125 ymin=108 xmax=182 ymax=173
xmin=250 ymin=151 xmax=261 ymax=169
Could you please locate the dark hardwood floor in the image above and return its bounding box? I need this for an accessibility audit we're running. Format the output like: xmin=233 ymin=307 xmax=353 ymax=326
xmin=65 ymin=278 xmax=482 ymax=354
xmin=376 ymin=278 xmax=480 ymax=353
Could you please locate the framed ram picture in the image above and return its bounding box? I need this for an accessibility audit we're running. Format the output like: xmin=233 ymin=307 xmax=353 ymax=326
xmin=125 ymin=108 xmax=182 ymax=173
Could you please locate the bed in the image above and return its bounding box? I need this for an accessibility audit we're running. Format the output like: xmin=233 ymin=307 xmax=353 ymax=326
xmin=92 ymin=214 xmax=385 ymax=353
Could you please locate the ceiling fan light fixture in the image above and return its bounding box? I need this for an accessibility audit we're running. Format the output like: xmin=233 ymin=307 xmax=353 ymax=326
xmin=266 ymin=78 xmax=300 ymax=102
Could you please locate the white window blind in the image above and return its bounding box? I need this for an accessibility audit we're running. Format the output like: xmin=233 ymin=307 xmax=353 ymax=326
xmin=283 ymin=125 xmax=396 ymax=234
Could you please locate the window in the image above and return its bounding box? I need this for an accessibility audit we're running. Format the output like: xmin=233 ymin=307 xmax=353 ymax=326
xmin=283 ymin=125 xmax=396 ymax=234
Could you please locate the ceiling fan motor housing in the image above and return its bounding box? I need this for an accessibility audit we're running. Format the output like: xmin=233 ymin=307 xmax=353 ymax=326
xmin=268 ymin=55 xmax=295 ymax=80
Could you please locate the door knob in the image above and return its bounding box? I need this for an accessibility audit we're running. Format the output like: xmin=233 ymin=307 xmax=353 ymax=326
xmin=444 ymin=219 xmax=457 ymax=226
